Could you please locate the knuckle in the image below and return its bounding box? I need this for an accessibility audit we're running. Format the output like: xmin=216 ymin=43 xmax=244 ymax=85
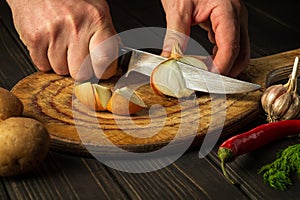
xmin=64 ymin=2 xmax=111 ymax=36
xmin=232 ymin=44 xmax=240 ymax=53
xmin=229 ymin=44 xmax=241 ymax=61
xmin=87 ymin=3 xmax=110 ymax=28
xmin=22 ymin=30 xmax=43 ymax=48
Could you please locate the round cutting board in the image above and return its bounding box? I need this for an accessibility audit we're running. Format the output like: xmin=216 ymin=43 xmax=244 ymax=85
xmin=11 ymin=49 xmax=300 ymax=156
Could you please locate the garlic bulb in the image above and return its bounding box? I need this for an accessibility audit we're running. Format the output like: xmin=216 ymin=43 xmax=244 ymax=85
xmin=261 ymin=57 xmax=300 ymax=122
xmin=150 ymin=43 xmax=208 ymax=98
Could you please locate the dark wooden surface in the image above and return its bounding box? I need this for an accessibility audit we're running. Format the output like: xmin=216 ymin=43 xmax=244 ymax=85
xmin=1 ymin=0 xmax=300 ymax=199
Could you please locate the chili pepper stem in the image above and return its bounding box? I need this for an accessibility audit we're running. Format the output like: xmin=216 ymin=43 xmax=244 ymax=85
xmin=218 ymin=148 xmax=236 ymax=184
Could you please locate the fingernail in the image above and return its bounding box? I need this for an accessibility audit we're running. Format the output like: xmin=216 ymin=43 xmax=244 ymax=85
xmin=161 ymin=51 xmax=170 ymax=58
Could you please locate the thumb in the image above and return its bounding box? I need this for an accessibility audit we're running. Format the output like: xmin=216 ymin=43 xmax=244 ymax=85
xmin=89 ymin=28 xmax=120 ymax=80
xmin=88 ymin=1 xmax=120 ymax=80
xmin=161 ymin=2 xmax=192 ymax=57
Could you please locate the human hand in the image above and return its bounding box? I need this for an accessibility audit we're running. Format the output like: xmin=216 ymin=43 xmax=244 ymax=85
xmin=161 ymin=0 xmax=250 ymax=77
xmin=7 ymin=0 xmax=119 ymax=81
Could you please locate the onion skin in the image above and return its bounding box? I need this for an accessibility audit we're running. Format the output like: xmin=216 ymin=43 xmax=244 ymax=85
xmin=107 ymin=87 xmax=146 ymax=115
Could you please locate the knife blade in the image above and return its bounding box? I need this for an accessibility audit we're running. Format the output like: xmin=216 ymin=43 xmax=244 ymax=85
xmin=119 ymin=46 xmax=261 ymax=94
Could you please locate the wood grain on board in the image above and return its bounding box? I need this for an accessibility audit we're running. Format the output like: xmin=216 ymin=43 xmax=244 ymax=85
xmin=11 ymin=48 xmax=300 ymax=156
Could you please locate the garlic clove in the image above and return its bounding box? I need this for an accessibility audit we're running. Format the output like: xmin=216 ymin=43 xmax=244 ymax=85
xmin=74 ymin=82 xmax=96 ymax=110
xmin=107 ymin=87 xmax=146 ymax=115
xmin=150 ymin=59 xmax=194 ymax=98
xmin=282 ymin=92 xmax=300 ymax=120
xmin=92 ymin=84 xmax=112 ymax=111
xmin=261 ymin=84 xmax=287 ymax=113
xmin=270 ymin=92 xmax=292 ymax=121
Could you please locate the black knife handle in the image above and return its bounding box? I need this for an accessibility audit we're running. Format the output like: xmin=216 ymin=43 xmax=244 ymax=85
xmin=118 ymin=46 xmax=162 ymax=73
xmin=118 ymin=47 xmax=132 ymax=73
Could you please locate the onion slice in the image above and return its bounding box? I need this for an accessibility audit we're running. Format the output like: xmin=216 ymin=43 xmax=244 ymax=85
xmin=107 ymin=87 xmax=146 ymax=115
xmin=150 ymin=59 xmax=193 ymax=98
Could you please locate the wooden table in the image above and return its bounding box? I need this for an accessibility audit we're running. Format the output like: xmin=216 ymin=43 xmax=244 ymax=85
xmin=1 ymin=0 xmax=300 ymax=199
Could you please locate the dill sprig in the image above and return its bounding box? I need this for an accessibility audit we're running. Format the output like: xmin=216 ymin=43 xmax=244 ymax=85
xmin=258 ymin=144 xmax=300 ymax=191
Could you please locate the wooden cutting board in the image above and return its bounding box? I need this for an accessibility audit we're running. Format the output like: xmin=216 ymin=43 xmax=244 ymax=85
xmin=11 ymin=49 xmax=300 ymax=157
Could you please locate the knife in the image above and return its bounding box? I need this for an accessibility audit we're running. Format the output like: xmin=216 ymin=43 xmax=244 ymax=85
xmin=119 ymin=46 xmax=261 ymax=94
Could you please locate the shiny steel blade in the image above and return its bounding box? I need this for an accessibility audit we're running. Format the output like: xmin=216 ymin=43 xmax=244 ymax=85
xmin=121 ymin=46 xmax=166 ymax=76
xmin=177 ymin=61 xmax=261 ymax=94
xmin=121 ymin=47 xmax=261 ymax=94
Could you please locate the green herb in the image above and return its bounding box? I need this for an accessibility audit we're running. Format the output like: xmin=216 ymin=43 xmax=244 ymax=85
xmin=258 ymin=143 xmax=300 ymax=191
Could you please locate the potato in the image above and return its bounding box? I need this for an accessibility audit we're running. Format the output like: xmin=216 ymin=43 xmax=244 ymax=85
xmin=0 ymin=117 xmax=50 ymax=176
xmin=0 ymin=87 xmax=23 ymax=121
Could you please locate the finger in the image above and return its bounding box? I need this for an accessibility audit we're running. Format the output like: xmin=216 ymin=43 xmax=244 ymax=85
xmin=161 ymin=1 xmax=192 ymax=57
xmin=162 ymin=29 xmax=190 ymax=57
xmin=228 ymin=8 xmax=250 ymax=77
xmin=89 ymin=28 xmax=119 ymax=80
xmin=47 ymin=35 xmax=69 ymax=75
xmin=207 ymin=29 xmax=216 ymax=44
xmin=26 ymin=36 xmax=52 ymax=72
xmin=198 ymin=21 xmax=211 ymax=32
xmin=67 ymin=35 xmax=94 ymax=81
xmin=198 ymin=21 xmax=215 ymax=44
xmin=28 ymin=44 xmax=52 ymax=72
xmin=227 ymin=28 xmax=250 ymax=77
xmin=210 ymin=7 xmax=240 ymax=75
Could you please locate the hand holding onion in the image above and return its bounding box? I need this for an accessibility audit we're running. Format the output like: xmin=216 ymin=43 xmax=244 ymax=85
xmin=161 ymin=0 xmax=250 ymax=77
xmin=150 ymin=43 xmax=208 ymax=98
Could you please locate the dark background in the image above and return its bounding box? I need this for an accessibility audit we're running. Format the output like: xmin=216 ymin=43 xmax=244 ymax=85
xmin=0 ymin=0 xmax=300 ymax=199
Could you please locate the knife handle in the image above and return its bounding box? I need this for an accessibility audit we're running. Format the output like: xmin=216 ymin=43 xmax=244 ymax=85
xmin=119 ymin=47 xmax=132 ymax=73
xmin=118 ymin=46 xmax=162 ymax=74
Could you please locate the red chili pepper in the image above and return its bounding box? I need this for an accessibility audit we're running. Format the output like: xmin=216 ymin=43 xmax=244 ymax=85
xmin=218 ymin=120 xmax=300 ymax=183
